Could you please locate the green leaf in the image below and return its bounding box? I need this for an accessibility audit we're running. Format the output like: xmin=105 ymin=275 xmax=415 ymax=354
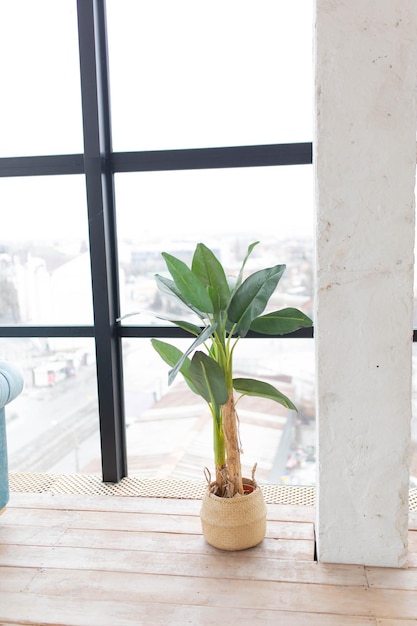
xmin=232 ymin=241 xmax=259 ymax=295
xmin=162 ymin=252 xmax=214 ymax=314
xmin=233 ymin=377 xmax=297 ymax=411
xmin=169 ymin=320 xmax=202 ymax=336
xmin=228 ymin=264 xmax=286 ymax=337
xmin=189 ymin=351 xmax=229 ymax=405
xmin=191 ymin=243 xmax=230 ymax=311
xmin=250 ymin=307 xmax=313 ymax=335
xmin=151 ymin=339 xmax=199 ymax=395
xmin=167 ymin=323 xmax=217 ymax=384
xmin=155 ymin=274 xmax=205 ymax=319
xmin=119 ymin=310 xmax=202 ymax=337
xmin=151 ymin=338 xmax=189 ymax=371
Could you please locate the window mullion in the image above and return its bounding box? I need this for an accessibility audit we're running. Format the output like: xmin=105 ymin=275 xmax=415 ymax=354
xmin=76 ymin=0 xmax=126 ymax=482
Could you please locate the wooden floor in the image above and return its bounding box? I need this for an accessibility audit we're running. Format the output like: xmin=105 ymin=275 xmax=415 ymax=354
xmin=1 ymin=492 xmax=417 ymax=625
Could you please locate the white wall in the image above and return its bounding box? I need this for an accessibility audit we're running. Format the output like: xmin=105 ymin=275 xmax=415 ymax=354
xmin=315 ymin=0 xmax=417 ymax=566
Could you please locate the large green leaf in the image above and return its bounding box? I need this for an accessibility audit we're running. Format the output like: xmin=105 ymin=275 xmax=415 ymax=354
xmin=250 ymin=307 xmax=313 ymax=335
xmin=162 ymin=252 xmax=214 ymax=314
xmin=191 ymin=243 xmax=230 ymax=311
xmin=151 ymin=339 xmax=199 ymax=395
xmin=189 ymin=351 xmax=229 ymax=405
xmin=167 ymin=323 xmax=217 ymax=385
xmin=155 ymin=274 xmax=205 ymax=319
xmin=228 ymin=264 xmax=286 ymax=337
xmin=233 ymin=377 xmax=297 ymax=411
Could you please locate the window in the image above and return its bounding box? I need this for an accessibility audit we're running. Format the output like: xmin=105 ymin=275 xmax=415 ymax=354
xmin=5 ymin=338 xmax=99 ymax=475
xmin=106 ymin=0 xmax=313 ymax=151
xmin=115 ymin=166 xmax=314 ymax=321
xmin=0 ymin=0 xmax=83 ymax=157
xmin=0 ymin=176 xmax=92 ymax=325
xmin=0 ymin=0 xmax=315 ymax=484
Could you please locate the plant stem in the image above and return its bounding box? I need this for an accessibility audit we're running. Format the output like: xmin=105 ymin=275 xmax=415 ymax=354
xmin=222 ymin=392 xmax=244 ymax=496
xmin=210 ymin=405 xmax=225 ymax=493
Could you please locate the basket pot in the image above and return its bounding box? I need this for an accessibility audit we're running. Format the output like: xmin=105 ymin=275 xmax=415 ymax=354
xmin=200 ymin=478 xmax=267 ymax=550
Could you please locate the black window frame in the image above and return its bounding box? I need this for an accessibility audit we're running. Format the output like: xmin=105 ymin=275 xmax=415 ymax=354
xmin=0 ymin=0 xmax=315 ymax=482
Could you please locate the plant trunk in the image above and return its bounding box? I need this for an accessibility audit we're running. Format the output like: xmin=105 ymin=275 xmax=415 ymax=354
xmin=222 ymin=392 xmax=244 ymax=497
xmin=212 ymin=408 xmax=226 ymax=494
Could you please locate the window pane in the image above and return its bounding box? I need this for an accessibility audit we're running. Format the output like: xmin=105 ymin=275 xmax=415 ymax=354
xmin=115 ymin=165 xmax=313 ymax=323
xmin=0 ymin=176 xmax=93 ymax=325
xmin=123 ymin=338 xmax=315 ymax=485
xmin=107 ymin=0 xmax=313 ymax=151
xmin=4 ymin=338 xmax=99 ymax=475
xmin=0 ymin=0 xmax=83 ymax=157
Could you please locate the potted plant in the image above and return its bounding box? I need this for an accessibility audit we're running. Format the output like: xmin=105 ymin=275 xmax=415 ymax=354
xmin=151 ymin=241 xmax=313 ymax=550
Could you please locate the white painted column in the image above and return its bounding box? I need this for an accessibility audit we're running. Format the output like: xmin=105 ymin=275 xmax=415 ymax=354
xmin=315 ymin=1 xmax=417 ymax=566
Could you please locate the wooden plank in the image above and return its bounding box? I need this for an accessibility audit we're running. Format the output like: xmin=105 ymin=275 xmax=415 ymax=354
xmin=8 ymin=492 xmax=202 ymax=516
xmin=3 ymin=492 xmax=417 ymax=624
xmin=1 ymin=506 xmax=314 ymax=541
xmin=0 ymin=592 xmax=378 ymax=626
xmin=3 ymin=507 xmax=201 ymax=534
xmin=377 ymin=621 xmax=417 ymax=626
xmin=365 ymin=565 xmax=417 ymax=591
xmin=7 ymin=492 xmax=316 ymax=522
xmin=0 ymin=566 xmax=40 ymax=593
xmin=267 ymin=520 xmax=314 ymax=540
xmin=67 ymin=511 xmax=312 ymax=540
xmin=90 ymin=533 xmax=314 ymax=563
xmin=56 ymin=527 xmax=313 ymax=561
xmin=0 ymin=525 xmax=315 ymax=561
xmin=21 ymin=568 xmax=417 ymax=619
xmin=1 ymin=507 xmax=80 ymax=528
xmin=0 ymin=524 xmax=68 ymax=547
xmin=0 ymin=544 xmax=367 ymax=586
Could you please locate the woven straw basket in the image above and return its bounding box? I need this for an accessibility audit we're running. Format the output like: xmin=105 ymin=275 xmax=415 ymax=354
xmin=200 ymin=478 xmax=267 ymax=550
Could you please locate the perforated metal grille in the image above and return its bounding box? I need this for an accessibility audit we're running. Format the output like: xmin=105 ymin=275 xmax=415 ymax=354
xmin=10 ymin=473 xmax=208 ymax=500
xmin=261 ymin=484 xmax=315 ymax=506
xmin=9 ymin=473 xmax=417 ymax=509
xmin=9 ymin=472 xmax=316 ymax=505
xmin=409 ymin=488 xmax=417 ymax=511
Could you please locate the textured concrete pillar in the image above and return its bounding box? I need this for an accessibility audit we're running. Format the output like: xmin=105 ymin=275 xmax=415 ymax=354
xmin=315 ymin=0 xmax=417 ymax=566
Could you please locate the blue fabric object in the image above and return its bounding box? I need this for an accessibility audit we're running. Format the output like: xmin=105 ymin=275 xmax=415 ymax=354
xmin=0 ymin=361 xmax=24 ymax=511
